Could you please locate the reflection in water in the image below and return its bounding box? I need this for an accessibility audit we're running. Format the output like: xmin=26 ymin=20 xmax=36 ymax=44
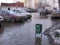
xmin=0 ymin=27 xmax=4 ymax=35
xmin=2 ymin=22 xmax=25 ymax=27
xmin=35 ymin=37 xmax=41 ymax=45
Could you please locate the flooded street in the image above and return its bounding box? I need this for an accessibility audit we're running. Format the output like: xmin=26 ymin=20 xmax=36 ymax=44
xmin=0 ymin=12 xmax=59 ymax=45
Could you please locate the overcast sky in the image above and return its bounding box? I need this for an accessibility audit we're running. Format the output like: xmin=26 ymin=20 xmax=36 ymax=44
xmin=0 ymin=0 xmax=13 ymax=3
xmin=0 ymin=0 xmax=20 ymax=4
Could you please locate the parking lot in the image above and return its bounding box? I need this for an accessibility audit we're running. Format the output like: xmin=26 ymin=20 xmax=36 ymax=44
xmin=0 ymin=12 xmax=59 ymax=45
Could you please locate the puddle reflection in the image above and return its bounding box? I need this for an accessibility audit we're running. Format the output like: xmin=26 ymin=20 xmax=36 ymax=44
xmin=2 ymin=22 xmax=25 ymax=27
xmin=0 ymin=27 xmax=4 ymax=35
xmin=35 ymin=37 xmax=42 ymax=45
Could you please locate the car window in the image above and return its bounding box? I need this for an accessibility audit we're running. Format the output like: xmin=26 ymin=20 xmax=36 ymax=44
xmin=16 ymin=10 xmax=21 ymax=13
xmin=13 ymin=10 xmax=21 ymax=13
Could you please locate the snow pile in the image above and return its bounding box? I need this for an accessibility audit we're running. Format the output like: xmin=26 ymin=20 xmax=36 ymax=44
xmin=49 ymin=29 xmax=60 ymax=44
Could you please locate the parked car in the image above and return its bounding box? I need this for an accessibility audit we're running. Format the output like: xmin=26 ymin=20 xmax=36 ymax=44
xmin=13 ymin=9 xmax=32 ymax=19
xmin=0 ymin=16 xmax=4 ymax=26
xmin=51 ymin=10 xmax=60 ymax=18
xmin=39 ymin=8 xmax=50 ymax=15
xmin=0 ymin=11 xmax=26 ymax=22
xmin=40 ymin=7 xmax=56 ymax=15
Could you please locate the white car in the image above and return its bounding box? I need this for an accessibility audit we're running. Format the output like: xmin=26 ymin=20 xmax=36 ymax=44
xmin=0 ymin=11 xmax=26 ymax=22
xmin=13 ymin=9 xmax=32 ymax=19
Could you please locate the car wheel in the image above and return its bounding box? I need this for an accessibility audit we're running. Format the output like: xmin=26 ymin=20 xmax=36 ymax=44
xmin=10 ymin=18 xmax=15 ymax=22
xmin=28 ymin=17 xmax=31 ymax=19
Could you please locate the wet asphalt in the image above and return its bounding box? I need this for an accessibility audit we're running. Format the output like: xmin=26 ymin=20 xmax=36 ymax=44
xmin=0 ymin=12 xmax=59 ymax=45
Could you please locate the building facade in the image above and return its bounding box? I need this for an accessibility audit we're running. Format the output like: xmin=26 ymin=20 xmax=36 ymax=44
xmin=0 ymin=0 xmax=59 ymax=9
xmin=46 ymin=0 xmax=59 ymax=9
xmin=1 ymin=2 xmax=24 ymax=11
xmin=58 ymin=0 xmax=60 ymax=9
xmin=23 ymin=0 xmax=59 ymax=9
xmin=38 ymin=0 xmax=59 ymax=9
xmin=18 ymin=0 xmax=39 ymax=9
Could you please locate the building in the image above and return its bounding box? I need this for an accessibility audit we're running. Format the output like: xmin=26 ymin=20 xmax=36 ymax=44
xmin=17 ymin=0 xmax=39 ymax=9
xmin=1 ymin=2 xmax=24 ymax=10
xmin=0 ymin=0 xmax=59 ymax=10
xmin=38 ymin=0 xmax=59 ymax=9
xmin=23 ymin=0 xmax=59 ymax=9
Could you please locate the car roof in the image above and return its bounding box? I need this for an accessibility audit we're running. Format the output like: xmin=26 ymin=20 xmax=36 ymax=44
xmin=8 ymin=11 xmax=17 ymax=14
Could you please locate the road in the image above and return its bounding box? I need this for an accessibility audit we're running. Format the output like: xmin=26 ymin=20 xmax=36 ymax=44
xmin=0 ymin=12 xmax=59 ymax=45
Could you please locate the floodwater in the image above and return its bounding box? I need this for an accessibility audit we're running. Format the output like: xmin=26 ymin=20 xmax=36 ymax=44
xmin=0 ymin=12 xmax=59 ymax=45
